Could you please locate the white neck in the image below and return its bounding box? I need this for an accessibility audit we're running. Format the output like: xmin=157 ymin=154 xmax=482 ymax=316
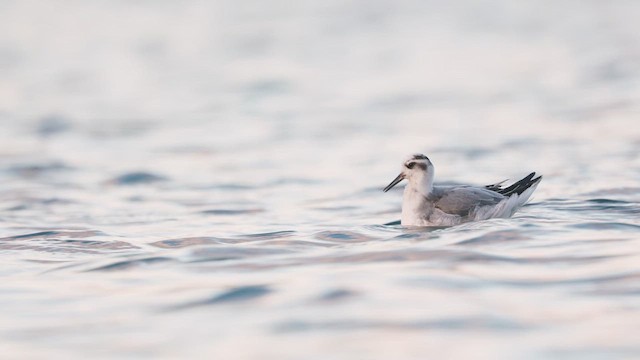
xmin=406 ymin=169 xmax=434 ymax=197
xmin=401 ymin=168 xmax=435 ymax=225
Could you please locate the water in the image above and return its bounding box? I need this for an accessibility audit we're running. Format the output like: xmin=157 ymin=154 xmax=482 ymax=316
xmin=2 ymin=1 xmax=640 ymax=359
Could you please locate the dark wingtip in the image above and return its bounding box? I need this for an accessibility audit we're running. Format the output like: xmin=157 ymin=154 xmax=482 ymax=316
xmin=487 ymin=172 xmax=542 ymax=196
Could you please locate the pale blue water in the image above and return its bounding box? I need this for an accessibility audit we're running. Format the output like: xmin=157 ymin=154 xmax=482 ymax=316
xmin=1 ymin=1 xmax=640 ymax=359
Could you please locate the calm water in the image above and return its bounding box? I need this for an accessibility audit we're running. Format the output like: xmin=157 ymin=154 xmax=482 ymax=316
xmin=2 ymin=1 xmax=640 ymax=359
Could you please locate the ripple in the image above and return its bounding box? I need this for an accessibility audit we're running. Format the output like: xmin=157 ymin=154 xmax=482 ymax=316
xmin=584 ymin=288 xmax=640 ymax=296
xmin=314 ymin=289 xmax=358 ymax=303
xmin=167 ymin=285 xmax=271 ymax=311
xmin=313 ymin=231 xmax=374 ymax=243
xmin=36 ymin=114 xmax=72 ymax=136
xmin=186 ymin=246 xmax=294 ymax=263
xmin=148 ymin=237 xmax=226 ymax=249
xmin=0 ymin=230 xmax=103 ymax=240
xmin=0 ymin=230 xmax=137 ymax=254
xmin=583 ymin=187 xmax=640 ymax=197
xmin=5 ymin=197 xmax=77 ymax=212
xmin=237 ymin=231 xmax=296 ymax=240
xmin=86 ymin=256 xmax=174 ymax=272
xmin=587 ymin=198 xmax=631 ymax=204
xmin=205 ymin=183 xmax=256 ymax=190
xmin=200 ymin=208 xmax=265 ymax=215
xmin=542 ymin=198 xmax=640 ymax=216
xmin=266 ymin=177 xmax=321 ymax=186
xmin=455 ymin=230 xmax=528 ymax=246
xmin=313 ymin=205 xmax=360 ymax=212
xmin=485 ymin=271 xmax=640 ymax=288
xmin=272 ymin=249 xmax=519 ymax=268
xmin=571 ymin=222 xmax=640 ymax=231
xmin=108 ymin=172 xmax=168 ymax=185
xmin=273 ymin=316 xmax=528 ymax=333
xmin=5 ymin=161 xmax=72 ymax=177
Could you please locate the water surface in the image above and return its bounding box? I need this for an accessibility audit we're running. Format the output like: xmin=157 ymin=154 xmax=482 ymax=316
xmin=1 ymin=1 xmax=640 ymax=359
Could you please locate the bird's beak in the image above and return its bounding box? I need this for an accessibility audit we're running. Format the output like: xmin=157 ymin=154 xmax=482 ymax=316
xmin=383 ymin=173 xmax=405 ymax=192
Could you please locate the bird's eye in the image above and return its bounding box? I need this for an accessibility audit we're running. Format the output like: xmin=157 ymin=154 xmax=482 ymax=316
xmin=406 ymin=162 xmax=415 ymax=169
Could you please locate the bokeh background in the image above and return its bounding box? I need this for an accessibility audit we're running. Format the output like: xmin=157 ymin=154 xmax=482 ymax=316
xmin=1 ymin=1 xmax=640 ymax=359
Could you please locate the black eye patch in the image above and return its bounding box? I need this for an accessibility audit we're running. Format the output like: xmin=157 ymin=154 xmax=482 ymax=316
xmin=405 ymin=162 xmax=416 ymax=169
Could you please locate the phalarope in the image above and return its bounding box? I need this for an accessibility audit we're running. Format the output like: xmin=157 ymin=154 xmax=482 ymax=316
xmin=383 ymin=154 xmax=542 ymax=227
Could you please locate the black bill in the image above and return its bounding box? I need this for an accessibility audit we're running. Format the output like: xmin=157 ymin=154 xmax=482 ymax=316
xmin=383 ymin=173 xmax=405 ymax=192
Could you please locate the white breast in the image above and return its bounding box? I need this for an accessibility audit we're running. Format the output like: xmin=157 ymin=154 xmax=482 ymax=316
xmin=400 ymin=187 xmax=431 ymax=226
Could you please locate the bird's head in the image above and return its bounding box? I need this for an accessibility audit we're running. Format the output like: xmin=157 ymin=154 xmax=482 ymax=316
xmin=383 ymin=154 xmax=434 ymax=193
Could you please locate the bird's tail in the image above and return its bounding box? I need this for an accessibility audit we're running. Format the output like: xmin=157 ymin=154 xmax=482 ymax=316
xmin=485 ymin=172 xmax=542 ymax=196
xmin=480 ymin=173 xmax=542 ymax=219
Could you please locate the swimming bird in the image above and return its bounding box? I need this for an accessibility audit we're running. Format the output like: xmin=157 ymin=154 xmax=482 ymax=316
xmin=383 ymin=154 xmax=542 ymax=226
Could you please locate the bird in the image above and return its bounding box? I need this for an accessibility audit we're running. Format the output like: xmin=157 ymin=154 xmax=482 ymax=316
xmin=383 ymin=154 xmax=542 ymax=227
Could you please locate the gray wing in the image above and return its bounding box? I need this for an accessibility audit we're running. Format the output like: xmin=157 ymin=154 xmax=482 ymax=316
xmin=431 ymin=186 xmax=505 ymax=216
